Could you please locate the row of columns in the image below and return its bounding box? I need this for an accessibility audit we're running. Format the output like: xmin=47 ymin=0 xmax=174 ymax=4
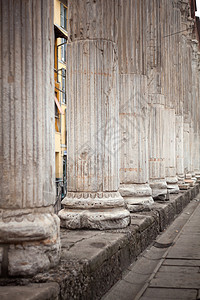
xmin=59 ymin=0 xmax=200 ymax=226
xmin=1 ymin=0 xmax=200 ymax=277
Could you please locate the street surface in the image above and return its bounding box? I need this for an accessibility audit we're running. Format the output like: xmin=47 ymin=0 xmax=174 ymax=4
xmin=102 ymin=197 xmax=200 ymax=300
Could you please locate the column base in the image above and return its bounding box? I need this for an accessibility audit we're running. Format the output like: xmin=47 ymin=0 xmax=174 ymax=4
xmin=177 ymin=174 xmax=185 ymax=184
xmin=58 ymin=192 xmax=130 ymax=230
xmin=119 ymin=183 xmax=153 ymax=212
xmin=149 ymin=179 xmax=167 ymax=201
xmin=0 ymin=210 xmax=60 ymax=277
xmin=195 ymin=171 xmax=200 ymax=182
xmin=177 ymin=175 xmax=190 ymax=189
xmin=166 ymin=176 xmax=179 ymax=194
xmin=185 ymin=173 xmax=197 ymax=186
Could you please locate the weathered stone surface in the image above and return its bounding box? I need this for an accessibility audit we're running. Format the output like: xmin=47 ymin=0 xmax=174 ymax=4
xmin=119 ymin=184 xmax=154 ymax=212
xmin=163 ymin=258 xmax=200 ymax=267
xmin=141 ymin=288 xmax=197 ymax=300
xmin=8 ymin=241 xmax=60 ymax=276
xmin=0 ymin=214 xmax=60 ymax=243
xmin=150 ymin=272 xmax=200 ymax=289
xmin=0 ymin=283 xmax=60 ymax=300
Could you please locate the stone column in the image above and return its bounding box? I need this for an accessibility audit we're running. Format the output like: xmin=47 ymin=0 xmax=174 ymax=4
xmin=162 ymin=0 xmax=179 ymax=193
xmin=183 ymin=16 xmax=196 ymax=184
xmin=117 ymin=0 xmax=153 ymax=212
xmin=182 ymin=15 xmax=192 ymax=177
xmin=191 ymin=40 xmax=200 ymax=177
xmin=175 ymin=1 xmax=187 ymax=185
xmin=0 ymin=0 xmax=60 ymax=276
xmin=58 ymin=0 xmax=130 ymax=229
xmin=146 ymin=0 xmax=167 ymax=200
xmin=196 ymin=51 xmax=200 ymax=181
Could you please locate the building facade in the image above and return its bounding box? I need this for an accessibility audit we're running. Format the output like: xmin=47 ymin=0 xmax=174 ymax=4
xmin=54 ymin=0 xmax=68 ymax=212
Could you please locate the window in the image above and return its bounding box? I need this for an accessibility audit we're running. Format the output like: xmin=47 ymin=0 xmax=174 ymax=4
xmin=60 ymin=3 xmax=67 ymax=30
xmin=62 ymin=68 xmax=66 ymax=103
xmin=60 ymin=3 xmax=67 ymax=62
xmin=61 ymin=38 xmax=67 ymax=62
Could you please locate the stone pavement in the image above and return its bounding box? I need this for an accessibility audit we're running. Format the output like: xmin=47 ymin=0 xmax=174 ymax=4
xmin=102 ymin=195 xmax=200 ymax=300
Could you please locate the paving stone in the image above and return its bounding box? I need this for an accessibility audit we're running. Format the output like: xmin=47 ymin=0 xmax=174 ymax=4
xmin=142 ymin=246 xmax=166 ymax=260
xmin=123 ymin=271 xmax=149 ymax=285
xmin=141 ymin=287 xmax=197 ymax=299
xmin=167 ymin=245 xmax=200 ymax=259
xmin=140 ymin=287 xmax=197 ymax=300
xmin=150 ymin=272 xmax=200 ymax=289
xmin=128 ymin=255 xmax=161 ymax=275
xmin=0 ymin=283 xmax=59 ymax=300
xmin=163 ymin=258 xmax=200 ymax=267
xmin=102 ymin=279 xmax=139 ymax=300
xmin=158 ymin=265 xmax=199 ymax=273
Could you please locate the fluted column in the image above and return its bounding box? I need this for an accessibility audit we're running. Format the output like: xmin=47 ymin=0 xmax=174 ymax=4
xmin=117 ymin=0 xmax=153 ymax=212
xmin=197 ymin=51 xmax=200 ymax=180
xmin=162 ymin=0 xmax=179 ymax=193
xmin=175 ymin=1 xmax=188 ymax=184
xmin=183 ymin=16 xmax=195 ymax=180
xmin=58 ymin=0 xmax=130 ymax=229
xmin=146 ymin=0 xmax=167 ymax=200
xmin=0 ymin=0 xmax=60 ymax=276
xmin=191 ymin=39 xmax=200 ymax=177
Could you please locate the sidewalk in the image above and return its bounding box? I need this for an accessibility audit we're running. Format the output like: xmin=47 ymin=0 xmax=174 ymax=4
xmin=102 ymin=196 xmax=200 ymax=300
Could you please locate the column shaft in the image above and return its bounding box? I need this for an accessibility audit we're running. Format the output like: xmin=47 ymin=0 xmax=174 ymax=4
xmin=118 ymin=0 xmax=153 ymax=212
xmin=147 ymin=0 xmax=167 ymax=200
xmin=58 ymin=0 xmax=130 ymax=229
xmin=0 ymin=0 xmax=60 ymax=276
xmin=162 ymin=0 xmax=179 ymax=193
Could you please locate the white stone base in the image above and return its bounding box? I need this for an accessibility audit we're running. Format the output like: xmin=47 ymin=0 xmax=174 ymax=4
xmin=59 ymin=192 xmax=130 ymax=230
xmin=166 ymin=176 xmax=179 ymax=194
xmin=195 ymin=172 xmax=200 ymax=182
xmin=185 ymin=173 xmax=197 ymax=186
xmin=177 ymin=174 xmax=185 ymax=184
xmin=0 ymin=212 xmax=60 ymax=276
xmin=119 ymin=184 xmax=154 ymax=212
xmin=149 ymin=179 xmax=167 ymax=200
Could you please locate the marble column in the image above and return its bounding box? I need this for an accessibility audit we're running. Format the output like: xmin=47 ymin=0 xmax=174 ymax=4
xmin=183 ymin=17 xmax=195 ymax=182
xmin=191 ymin=40 xmax=200 ymax=177
xmin=117 ymin=0 xmax=153 ymax=212
xmin=175 ymin=1 xmax=185 ymax=184
xmin=147 ymin=0 xmax=167 ymax=200
xmin=58 ymin=0 xmax=130 ymax=229
xmin=196 ymin=51 xmax=200 ymax=181
xmin=162 ymin=0 xmax=179 ymax=193
xmin=0 ymin=0 xmax=60 ymax=276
